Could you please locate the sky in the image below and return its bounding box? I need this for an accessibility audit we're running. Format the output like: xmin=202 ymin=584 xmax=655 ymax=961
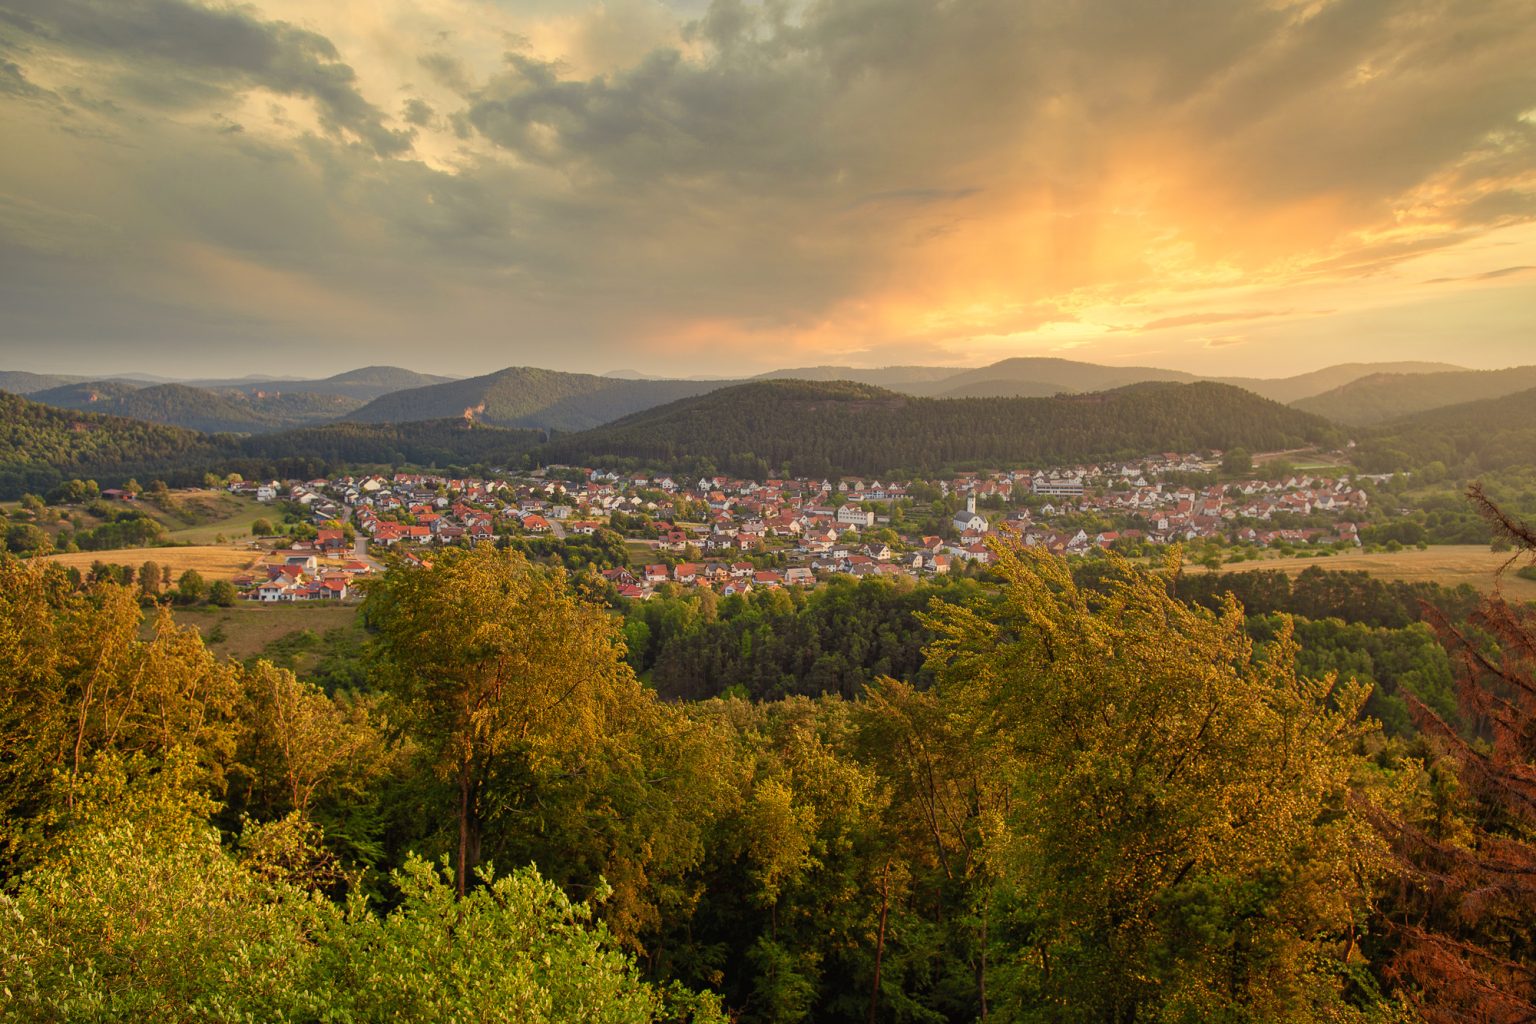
xmin=0 ymin=0 xmax=1533 ymax=380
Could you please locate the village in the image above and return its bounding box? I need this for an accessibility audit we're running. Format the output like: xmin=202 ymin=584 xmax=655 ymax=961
xmin=223 ymin=450 xmax=1371 ymax=603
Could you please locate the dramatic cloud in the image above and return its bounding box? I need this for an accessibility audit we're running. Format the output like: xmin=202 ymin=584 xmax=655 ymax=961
xmin=0 ymin=0 xmax=1532 ymax=376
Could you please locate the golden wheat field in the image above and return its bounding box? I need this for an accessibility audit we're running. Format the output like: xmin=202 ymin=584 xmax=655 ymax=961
xmin=41 ymin=545 xmax=262 ymax=578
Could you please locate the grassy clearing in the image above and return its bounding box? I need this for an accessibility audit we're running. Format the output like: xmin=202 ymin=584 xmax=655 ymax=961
xmin=1212 ymin=544 xmax=1536 ymax=602
xmin=171 ymin=602 xmax=362 ymax=663
xmin=43 ymin=545 xmax=262 ymax=578
xmin=154 ymin=492 xmax=271 ymax=543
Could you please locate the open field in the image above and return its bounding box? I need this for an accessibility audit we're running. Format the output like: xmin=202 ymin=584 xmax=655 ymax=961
xmin=1211 ymin=544 xmax=1536 ymax=602
xmin=43 ymin=544 xmax=262 ymax=578
xmin=172 ymin=602 xmax=362 ymax=662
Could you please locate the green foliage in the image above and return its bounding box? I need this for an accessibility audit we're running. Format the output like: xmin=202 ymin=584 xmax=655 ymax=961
xmin=1249 ymin=615 xmax=1459 ymax=737
xmin=207 ymin=579 xmax=237 ymax=606
xmin=1222 ymin=446 xmax=1253 ymax=477
xmin=627 ymin=575 xmax=993 ymax=700
xmin=0 ymin=751 xmax=724 ymax=1024
xmin=0 ymin=750 xmax=334 ymax=1023
xmin=506 ymin=529 xmax=630 ymax=572
xmin=176 ymin=569 xmax=206 ymax=604
xmin=323 ymin=856 xmax=725 ymax=1023
xmin=73 ymin=508 xmax=167 ymax=550
xmin=4 ymin=522 xmax=50 ymax=555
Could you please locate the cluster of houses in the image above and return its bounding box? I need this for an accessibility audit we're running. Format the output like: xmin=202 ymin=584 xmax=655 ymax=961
xmin=229 ymin=529 xmax=373 ymax=602
xmin=222 ymin=453 xmax=1370 ymax=601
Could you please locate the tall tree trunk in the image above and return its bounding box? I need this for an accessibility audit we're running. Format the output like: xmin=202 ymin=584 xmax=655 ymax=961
xmin=977 ymin=887 xmax=989 ymax=1022
xmin=456 ymin=763 xmax=479 ymax=899
xmin=868 ymin=859 xmax=891 ymax=1024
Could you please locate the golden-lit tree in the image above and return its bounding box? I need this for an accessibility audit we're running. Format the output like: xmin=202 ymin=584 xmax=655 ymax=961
xmin=366 ymin=546 xmax=647 ymax=897
xmin=922 ymin=543 xmax=1384 ymax=1022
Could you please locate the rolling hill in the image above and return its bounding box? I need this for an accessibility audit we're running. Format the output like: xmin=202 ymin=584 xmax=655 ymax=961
xmin=1292 ymin=365 xmax=1536 ymax=425
xmin=0 ymin=391 xmax=545 ymax=497
xmin=0 ymin=390 xmax=222 ymax=497
xmin=538 ymin=379 xmax=1343 ymax=478
xmin=1218 ymin=362 xmax=1464 ymax=405
xmin=751 ymin=358 xmax=1460 ymax=402
xmin=345 ymin=366 xmax=735 ymax=431
xmin=0 ymin=371 xmax=98 ymax=394
xmin=903 ymin=357 xmax=1197 ymax=398
xmin=1351 ymin=385 xmax=1536 ymax=473
xmin=752 ymin=365 xmax=969 ymax=391
xmin=200 ymin=365 xmax=456 ymax=401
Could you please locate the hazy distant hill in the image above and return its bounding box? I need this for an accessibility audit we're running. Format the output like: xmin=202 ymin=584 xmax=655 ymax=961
xmin=1216 ymin=362 xmax=1464 ymax=404
xmin=891 ymin=358 xmax=1460 ymax=401
xmin=752 ymin=365 xmax=969 ymax=391
xmin=30 ymin=381 xmax=144 ymax=409
xmin=30 ymin=381 xmax=364 ymax=433
xmin=1292 ymin=365 xmax=1536 ymax=424
xmin=1352 ymin=385 xmax=1536 ymax=473
xmin=0 ymin=371 xmax=98 ymax=394
xmin=903 ymin=357 xmax=1198 ymax=398
xmin=227 ymin=365 xmax=455 ymax=401
xmin=540 ymin=379 xmax=1341 ymax=478
xmin=345 ymin=366 xmax=734 ymax=431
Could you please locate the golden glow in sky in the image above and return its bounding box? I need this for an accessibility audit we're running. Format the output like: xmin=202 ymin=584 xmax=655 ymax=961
xmin=0 ymin=0 xmax=1532 ymax=376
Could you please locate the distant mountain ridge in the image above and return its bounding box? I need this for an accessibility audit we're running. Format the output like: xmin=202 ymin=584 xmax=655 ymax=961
xmin=1214 ymin=362 xmax=1464 ymax=405
xmin=193 ymin=365 xmax=455 ymax=401
xmin=538 ymin=378 xmax=1341 ymax=478
xmin=344 ymin=366 xmax=737 ymax=431
xmin=29 ymin=381 xmax=364 ymax=433
xmin=4 ymin=358 xmax=1474 ymax=437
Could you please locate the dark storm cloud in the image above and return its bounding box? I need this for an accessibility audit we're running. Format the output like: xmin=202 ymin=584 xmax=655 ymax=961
xmin=456 ymin=0 xmax=1536 ymax=238
xmin=0 ymin=0 xmax=413 ymax=154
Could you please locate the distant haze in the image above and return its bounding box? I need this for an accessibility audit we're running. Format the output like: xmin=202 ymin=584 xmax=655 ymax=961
xmin=0 ymin=0 xmax=1532 ymax=378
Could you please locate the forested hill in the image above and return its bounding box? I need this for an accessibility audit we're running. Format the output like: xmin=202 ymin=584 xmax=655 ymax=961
xmin=1292 ymin=364 xmax=1536 ymax=424
xmin=539 ymin=379 xmax=1342 ymax=477
xmin=251 ymin=365 xmax=452 ymax=400
xmin=31 ymin=381 xmax=364 ymax=433
xmin=345 ymin=366 xmax=735 ymax=431
xmin=0 ymin=391 xmax=543 ymax=497
xmin=0 ymin=390 xmax=221 ymax=496
xmin=1351 ymin=384 xmax=1536 ymax=473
